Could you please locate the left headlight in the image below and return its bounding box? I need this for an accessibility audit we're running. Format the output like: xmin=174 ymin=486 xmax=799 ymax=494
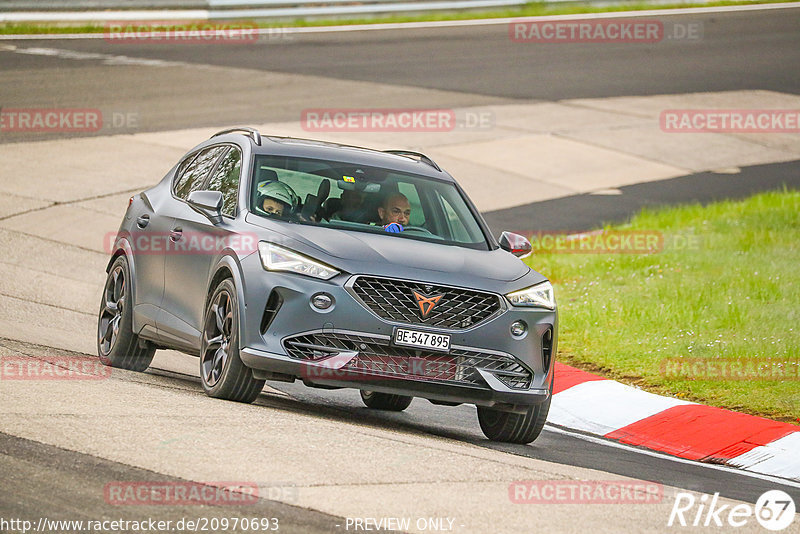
xmin=506 ymin=281 xmax=555 ymax=310
xmin=258 ymin=242 xmax=340 ymax=280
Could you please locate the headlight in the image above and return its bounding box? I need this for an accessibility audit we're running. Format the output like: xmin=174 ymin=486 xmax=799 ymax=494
xmin=506 ymin=281 xmax=555 ymax=309
xmin=258 ymin=242 xmax=339 ymax=280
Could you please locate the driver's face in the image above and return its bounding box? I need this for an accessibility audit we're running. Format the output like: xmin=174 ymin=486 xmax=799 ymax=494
xmin=262 ymin=198 xmax=284 ymax=216
xmin=379 ymin=197 xmax=411 ymax=226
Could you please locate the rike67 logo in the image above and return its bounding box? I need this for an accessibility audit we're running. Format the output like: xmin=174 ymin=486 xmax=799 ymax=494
xmin=668 ymin=490 xmax=796 ymax=531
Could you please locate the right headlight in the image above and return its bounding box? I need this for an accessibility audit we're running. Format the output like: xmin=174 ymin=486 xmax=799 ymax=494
xmin=506 ymin=281 xmax=555 ymax=310
xmin=258 ymin=242 xmax=340 ymax=280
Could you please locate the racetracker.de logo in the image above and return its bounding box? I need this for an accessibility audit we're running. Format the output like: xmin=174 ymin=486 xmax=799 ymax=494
xmin=104 ymin=232 xmax=259 ymax=256
xmin=525 ymin=230 xmax=665 ymax=254
xmin=510 ymin=19 xmax=662 ymax=43
xmin=0 ymin=108 xmax=101 ymax=132
xmin=661 ymin=358 xmax=800 ymax=381
xmin=509 ymin=480 xmax=663 ymax=504
xmin=104 ymin=21 xmax=261 ymax=44
xmin=0 ymin=356 xmax=111 ymax=380
xmin=660 ymin=109 xmax=800 ymax=133
xmin=301 ymin=109 xmax=457 ymax=132
xmin=104 ymin=481 xmax=259 ymax=505
xmin=300 ymin=352 xmax=458 ymax=382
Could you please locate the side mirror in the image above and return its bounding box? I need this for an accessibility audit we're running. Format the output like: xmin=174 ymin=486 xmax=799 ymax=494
xmin=499 ymin=231 xmax=532 ymax=258
xmin=187 ymin=190 xmax=223 ymax=221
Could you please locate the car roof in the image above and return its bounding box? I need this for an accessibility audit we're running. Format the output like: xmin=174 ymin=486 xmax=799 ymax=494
xmin=207 ymin=128 xmax=456 ymax=183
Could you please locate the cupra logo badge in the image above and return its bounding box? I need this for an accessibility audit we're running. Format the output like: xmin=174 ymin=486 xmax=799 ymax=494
xmin=413 ymin=290 xmax=443 ymax=319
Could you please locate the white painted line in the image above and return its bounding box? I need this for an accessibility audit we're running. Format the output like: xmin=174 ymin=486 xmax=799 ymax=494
xmin=287 ymin=1 xmax=800 ymax=31
xmin=0 ymin=2 xmax=798 ymax=39
xmin=544 ymin=424 xmax=800 ymax=490
xmin=726 ymin=432 xmax=800 ymax=482
xmin=549 ymin=380 xmax=694 ymax=435
xmin=214 ymin=0 xmax=526 ymax=18
xmin=0 ymin=44 xmax=209 ymax=68
xmin=0 ymin=10 xmax=210 ymax=23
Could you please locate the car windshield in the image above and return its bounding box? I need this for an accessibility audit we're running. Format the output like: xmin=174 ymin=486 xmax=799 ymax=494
xmin=249 ymin=154 xmax=489 ymax=250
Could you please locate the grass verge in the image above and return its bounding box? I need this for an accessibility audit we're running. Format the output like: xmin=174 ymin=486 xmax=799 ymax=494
xmin=0 ymin=0 xmax=796 ymax=35
xmin=524 ymin=189 xmax=800 ymax=424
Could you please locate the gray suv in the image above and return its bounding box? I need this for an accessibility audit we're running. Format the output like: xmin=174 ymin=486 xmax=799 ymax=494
xmin=98 ymin=128 xmax=557 ymax=443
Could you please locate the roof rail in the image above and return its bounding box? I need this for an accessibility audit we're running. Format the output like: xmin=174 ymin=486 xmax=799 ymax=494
xmin=383 ymin=150 xmax=441 ymax=172
xmin=212 ymin=127 xmax=262 ymax=146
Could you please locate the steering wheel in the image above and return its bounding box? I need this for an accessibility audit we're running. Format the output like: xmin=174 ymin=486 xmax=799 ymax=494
xmin=401 ymin=225 xmax=434 ymax=235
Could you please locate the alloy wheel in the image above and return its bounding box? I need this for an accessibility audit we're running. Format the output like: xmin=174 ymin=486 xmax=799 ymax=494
xmin=98 ymin=264 xmax=125 ymax=356
xmin=201 ymin=290 xmax=233 ymax=387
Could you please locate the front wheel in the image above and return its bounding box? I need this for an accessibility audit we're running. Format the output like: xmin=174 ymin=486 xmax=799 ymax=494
xmin=360 ymin=390 xmax=413 ymax=411
xmin=200 ymin=278 xmax=265 ymax=403
xmin=477 ymin=395 xmax=551 ymax=444
xmin=97 ymin=255 xmax=155 ymax=372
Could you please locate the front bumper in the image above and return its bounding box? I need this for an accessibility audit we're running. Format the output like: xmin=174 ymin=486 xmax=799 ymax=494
xmin=238 ymin=254 xmax=557 ymax=408
xmin=240 ymin=344 xmax=551 ymax=408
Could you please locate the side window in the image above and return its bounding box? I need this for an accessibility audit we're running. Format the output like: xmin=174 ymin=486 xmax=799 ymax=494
xmin=173 ymin=146 xmax=228 ymax=200
xmin=397 ymin=182 xmax=425 ymax=226
xmin=207 ymin=147 xmax=241 ymax=217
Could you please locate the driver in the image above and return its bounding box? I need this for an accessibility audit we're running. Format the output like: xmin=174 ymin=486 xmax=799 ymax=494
xmin=255 ymin=181 xmax=300 ymax=218
xmin=377 ymin=193 xmax=411 ymax=233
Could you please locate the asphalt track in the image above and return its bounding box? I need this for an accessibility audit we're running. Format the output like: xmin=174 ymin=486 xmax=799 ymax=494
xmin=483 ymin=159 xmax=800 ymax=232
xmin=264 ymin=380 xmax=800 ymax=505
xmin=1 ymin=5 xmax=800 ymax=531
xmin=0 ymin=430 xmax=345 ymax=534
xmin=1 ymin=7 xmax=799 ymax=137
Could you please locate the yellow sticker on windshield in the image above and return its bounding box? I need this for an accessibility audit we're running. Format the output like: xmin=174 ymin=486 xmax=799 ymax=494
xmin=343 ymin=176 xmax=355 ymax=183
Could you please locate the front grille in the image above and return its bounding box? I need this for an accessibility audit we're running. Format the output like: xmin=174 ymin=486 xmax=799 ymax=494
xmin=283 ymin=331 xmax=532 ymax=389
xmin=350 ymin=276 xmax=502 ymax=330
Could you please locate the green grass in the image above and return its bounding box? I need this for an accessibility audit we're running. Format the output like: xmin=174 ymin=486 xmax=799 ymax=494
xmin=525 ymin=189 xmax=800 ymax=423
xmin=0 ymin=0 xmax=795 ymax=35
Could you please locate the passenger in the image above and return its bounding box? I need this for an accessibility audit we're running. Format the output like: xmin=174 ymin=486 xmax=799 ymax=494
xmin=255 ymin=181 xmax=300 ymax=218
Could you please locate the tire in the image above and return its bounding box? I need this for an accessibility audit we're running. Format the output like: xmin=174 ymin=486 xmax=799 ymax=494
xmin=97 ymin=255 xmax=155 ymax=372
xmin=200 ymin=278 xmax=265 ymax=403
xmin=477 ymin=395 xmax=551 ymax=444
xmin=360 ymin=390 xmax=413 ymax=411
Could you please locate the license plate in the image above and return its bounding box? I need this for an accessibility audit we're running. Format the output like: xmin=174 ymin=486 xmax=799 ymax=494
xmin=393 ymin=328 xmax=450 ymax=352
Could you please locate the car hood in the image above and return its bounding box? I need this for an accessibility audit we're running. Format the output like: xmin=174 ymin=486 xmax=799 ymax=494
xmin=245 ymin=214 xmax=538 ymax=287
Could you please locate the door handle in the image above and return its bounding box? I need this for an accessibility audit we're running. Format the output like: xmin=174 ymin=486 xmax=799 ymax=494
xmin=136 ymin=214 xmax=150 ymax=228
xmin=169 ymin=227 xmax=183 ymax=242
